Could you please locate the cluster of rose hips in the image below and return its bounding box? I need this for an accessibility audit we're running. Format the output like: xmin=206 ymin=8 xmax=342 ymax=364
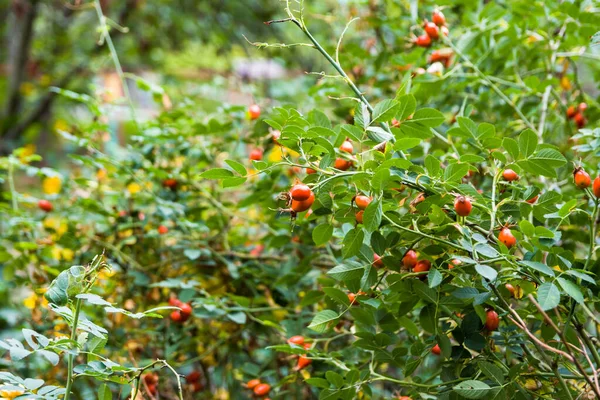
xmin=354 ymin=194 xmax=372 ymax=224
xmin=415 ymin=10 xmax=448 ymax=48
xmin=402 ymin=249 xmax=431 ymax=276
xmin=245 ymin=379 xmax=271 ymax=397
xmin=168 ymin=296 xmax=193 ymax=323
xmin=566 ymin=102 xmax=587 ymax=128
xmin=573 ymin=167 xmax=600 ymax=197
xmin=287 ymin=335 xmax=313 ymax=370
xmin=185 ymin=370 xmax=203 ymax=393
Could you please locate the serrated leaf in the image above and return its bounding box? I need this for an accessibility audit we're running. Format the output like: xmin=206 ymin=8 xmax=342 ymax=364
xmin=313 ymin=224 xmax=333 ymax=246
xmin=98 ymin=384 xmax=112 ymax=400
xmin=556 ymin=277 xmax=584 ymax=304
xmin=428 ymin=269 xmax=443 ymax=288
xmin=475 ymin=264 xmax=498 ymax=281
xmin=323 ymin=287 xmax=351 ymax=306
xmin=477 ymin=361 xmax=505 ymax=385
xmin=200 ymin=168 xmax=234 ymax=179
xmin=411 ymin=108 xmax=445 ymax=127
xmin=342 ymin=228 xmax=364 ymax=258
xmin=537 ymin=282 xmax=560 ymax=311
xmin=503 ymin=137 xmax=519 ymax=160
xmin=308 ymin=310 xmax=339 ymax=333
xmin=396 ymin=94 xmax=417 ymax=120
xmin=453 ymin=380 xmax=492 ymax=399
xmin=363 ymin=199 xmax=382 ymax=232
xmin=519 ymin=261 xmax=555 ymax=277
xmin=225 ymin=159 xmax=247 ymax=176
xmin=371 ymin=99 xmax=400 ymax=124
xmin=519 ymin=129 xmax=537 ymax=158
xmin=444 ymin=163 xmax=469 ymax=182
xmin=328 ymin=262 xmax=365 ymax=281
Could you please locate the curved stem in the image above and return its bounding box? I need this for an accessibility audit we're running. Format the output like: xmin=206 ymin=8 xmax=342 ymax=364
xmin=64 ymin=298 xmax=83 ymax=400
xmin=287 ymin=18 xmax=403 ymax=155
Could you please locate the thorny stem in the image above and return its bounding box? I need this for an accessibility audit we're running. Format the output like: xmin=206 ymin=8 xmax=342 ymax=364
xmin=443 ymin=37 xmax=538 ymax=133
xmin=528 ymin=294 xmax=600 ymax=399
xmin=93 ymin=0 xmax=137 ymax=123
xmin=130 ymin=360 xmax=184 ymax=400
xmin=487 ymin=282 xmax=576 ymax=399
xmin=265 ymin=12 xmax=403 ymax=156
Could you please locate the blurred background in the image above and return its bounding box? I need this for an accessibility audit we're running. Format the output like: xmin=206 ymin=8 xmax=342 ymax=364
xmin=0 ymin=1 xmax=357 ymax=161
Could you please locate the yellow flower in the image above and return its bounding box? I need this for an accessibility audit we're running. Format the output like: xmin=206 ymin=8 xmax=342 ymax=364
xmin=127 ymin=182 xmax=142 ymax=195
xmin=43 ymin=176 xmax=62 ymax=195
xmin=43 ymin=217 xmax=68 ymax=238
xmin=560 ymin=76 xmax=571 ymax=91
xmin=61 ymin=248 xmax=74 ymax=261
xmin=53 ymin=119 xmax=68 ymax=132
xmin=23 ymin=293 xmax=38 ymax=310
xmin=96 ymin=169 xmax=107 ymax=181
xmin=50 ymin=246 xmax=62 ymax=261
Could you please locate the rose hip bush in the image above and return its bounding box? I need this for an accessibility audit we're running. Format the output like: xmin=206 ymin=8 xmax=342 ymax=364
xmin=1 ymin=0 xmax=600 ymax=399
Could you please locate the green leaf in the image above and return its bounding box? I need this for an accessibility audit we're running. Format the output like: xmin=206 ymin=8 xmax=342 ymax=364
xmin=325 ymin=371 xmax=344 ymax=388
xmin=328 ymin=262 xmax=365 ymax=281
xmin=428 ymin=269 xmax=443 ymax=288
xmin=393 ymin=138 xmax=421 ymax=151
xmin=308 ymin=310 xmax=339 ymax=333
xmin=475 ymin=264 xmax=498 ymax=281
xmin=323 ymin=287 xmax=351 ymax=306
xmin=396 ymin=94 xmax=416 ymax=120
xmin=537 ymin=282 xmax=560 ymax=311
xmin=371 ymin=99 xmax=400 ymax=124
xmin=183 ymin=249 xmax=202 ymax=260
xmin=457 ymin=117 xmax=477 ymax=139
xmin=413 ymin=280 xmax=438 ymax=304
xmin=453 ymin=380 xmax=493 ymax=399
xmin=444 ymin=163 xmax=469 ymax=182
xmin=98 ymin=383 xmax=112 ymax=400
xmin=342 ymin=228 xmax=364 ymax=258
xmin=366 ymin=126 xmax=394 ymax=143
xmin=519 ymin=261 xmax=555 ymax=277
xmin=225 ymin=160 xmax=247 ymax=176
xmin=529 ymin=148 xmax=567 ymax=167
xmin=425 ymin=155 xmax=441 ymax=176
xmin=503 ymin=137 xmax=519 ymax=160
xmin=200 ymin=168 xmax=234 ymax=179
xmin=556 ymin=277 xmax=584 ymax=304
xmin=45 ymin=266 xmax=86 ymax=306
xmin=363 ymin=199 xmax=382 ymax=233
xmin=519 ymin=129 xmax=538 ymax=158
xmin=411 ymin=108 xmax=445 ymax=127
xmin=313 ymin=224 xmax=333 ymax=246
xmin=477 ymin=361 xmax=505 ymax=385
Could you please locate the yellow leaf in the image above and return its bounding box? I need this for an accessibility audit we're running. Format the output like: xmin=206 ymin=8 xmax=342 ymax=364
xmin=42 ymin=176 xmax=62 ymax=195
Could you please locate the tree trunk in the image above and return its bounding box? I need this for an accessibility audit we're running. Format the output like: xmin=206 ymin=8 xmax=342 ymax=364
xmin=3 ymin=0 xmax=39 ymax=130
